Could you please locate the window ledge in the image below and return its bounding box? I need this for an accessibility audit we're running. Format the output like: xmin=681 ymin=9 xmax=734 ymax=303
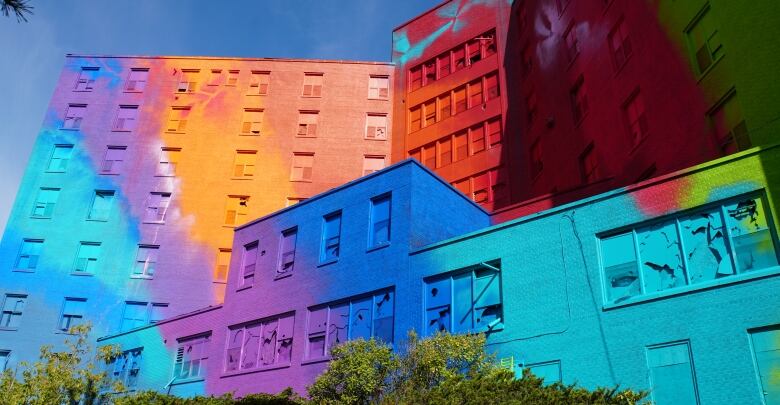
xmin=111 ymin=129 xmax=132 ymax=133
xmin=295 ymin=136 xmax=317 ymax=139
xmin=245 ymin=94 xmax=267 ymax=97
xmin=300 ymin=96 xmax=322 ymax=99
xmin=603 ymin=265 xmax=780 ymax=310
xmin=230 ymin=177 xmax=253 ymax=181
xmin=222 ymin=225 xmax=237 ymax=229
xmin=59 ymin=128 xmax=80 ymax=131
xmin=213 ymin=280 xmax=227 ymax=285
xmin=367 ymin=242 xmax=391 ymax=253
xmin=696 ymin=54 xmax=725 ymax=84
xmin=30 ymin=216 xmax=51 ymax=220
xmin=165 ymin=131 xmax=186 ymax=135
xmin=290 ymin=179 xmax=313 ymax=183
xmin=0 ymin=327 xmax=19 ymax=332
xmin=70 ymin=272 xmax=94 ymax=277
xmin=130 ymin=275 xmax=154 ymax=280
xmin=123 ymin=90 xmax=143 ymax=94
xmin=99 ymin=172 xmax=120 ymax=176
xmin=54 ymin=330 xmax=78 ymax=335
xmin=86 ymin=218 xmax=109 ymax=222
xmin=317 ymin=258 xmax=339 ymax=268
xmin=301 ymin=357 xmax=331 ymax=366
xmin=236 ymin=285 xmax=252 ymax=292
xmin=72 ymin=90 xmax=93 ymax=93
xmin=45 ymin=170 xmax=65 ymax=174
xmin=364 ymin=137 xmax=388 ymax=141
xmin=221 ymin=363 xmax=291 ymax=378
xmin=142 ymin=221 xmax=165 ymax=225
xmin=169 ymin=377 xmax=205 ymax=385
xmin=367 ymin=97 xmax=389 ymax=101
xmin=238 ymin=133 xmax=261 ymax=137
xmin=274 ymin=272 xmax=293 ymax=281
xmin=12 ymin=269 xmax=35 ymax=273
xmin=154 ymin=175 xmax=176 ymax=178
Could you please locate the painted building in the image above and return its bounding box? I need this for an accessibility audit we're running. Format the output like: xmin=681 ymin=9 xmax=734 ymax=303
xmin=0 ymin=55 xmax=394 ymax=367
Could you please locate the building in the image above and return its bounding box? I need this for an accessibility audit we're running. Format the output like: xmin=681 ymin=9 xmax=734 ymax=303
xmin=0 ymin=55 xmax=394 ymax=366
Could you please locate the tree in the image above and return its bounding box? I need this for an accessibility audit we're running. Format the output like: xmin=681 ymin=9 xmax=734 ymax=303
xmin=1 ymin=0 xmax=33 ymax=22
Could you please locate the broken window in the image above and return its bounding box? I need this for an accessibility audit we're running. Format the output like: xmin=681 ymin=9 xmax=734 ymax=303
xmin=58 ymin=298 xmax=86 ymax=332
xmin=686 ymin=5 xmax=722 ymax=74
xmin=601 ymin=233 xmax=640 ymax=304
xmin=366 ymin=114 xmax=387 ymax=140
xmin=306 ymin=290 xmax=394 ymax=360
xmin=74 ymin=242 xmax=101 ymax=274
xmin=157 ymin=147 xmax=181 ymax=177
xmin=424 ymin=261 xmax=503 ymax=336
xmin=368 ymin=75 xmax=389 ymax=99
xmin=177 ymin=69 xmax=199 ymax=93
xmin=638 ymin=222 xmax=687 ymax=293
xmin=370 ymin=194 xmax=391 ymax=248
xmin=63 ymin=104 xmax=86 ymax=130
xmin=225 ymin=329 xmax=243 ymax=372
xmin=277 ymin=228 xmax=297 ymax=277
xmin=726 ymin=197 xmax=778 ymax=271
xmin=31 ymin=187 xmax=59 ymax=218
xmin=48 ymin=144 xmax=73 ymax=172
xmin=109 ymin=348 xmax=142 ymax=389
xmin=249 ymin=71 xmax=270 ymax=95
xmin=321 ymin=212 xmax=342 ymax=262
xmin=167 ymin=106 xmax=190 ymax=132
xmin=126 ymin=68 xmax=149 ymax=92
xmin=240 ymin=242 xmax=257 ymax=288
xmin=214 ymin=248 xmax=231 ymax=283
xmin=173 ymin=334 xmax=209 ymax=380
xmin=74 ymin=67 xmax=98 ymax=91
xmin=225 ymin=195 xmax=250 ymax=225
xmin=1 ymin=294 xmax=26 ymax=328
xmin=233 ymin=150 xmax=257 ymax=177
xmin=132 ymin=245 xmax=158 ymax=277
xmin=680 ymin=208 xmax=733 ymax=283
xmin=226 ymin=313 xmax=294 ymax=372
xmin=302 ymin=73 xmax=323 ymax=97
xmin=297 ymin=111 xmax=318 ymax=137
xmin=241 ymin=108 xmax=263 ymax=135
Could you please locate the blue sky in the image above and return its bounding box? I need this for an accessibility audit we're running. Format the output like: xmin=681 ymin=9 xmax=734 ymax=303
xmin=0 ymin=0 xmax=440 ymax=231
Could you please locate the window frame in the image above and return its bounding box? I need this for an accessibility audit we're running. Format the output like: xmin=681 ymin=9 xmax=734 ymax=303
xmin=172 ymin=333 xmax=211 ymax=382
xmin=368 ymin=193 xmax=392 ymax=250
xmin=73 ymin=241 xmax=101 ymax=275
xmin=276 ymin=227 xmax=298 ymax=279
xmin=87 ymin=190 xmax=115 ymax=221
xmin=131 ymin=244 xmax=160 ymax=279
xmin=224 ymin=312 xmax=295 ymax=374
xmin=57 ymin=297 xmax=87 ymax=333
xmin=320 ymin=211 xmax=342 ymax=265
xmin=125 ymin=68 xmax=149 ymax=92
xmin=1 ymin=294 xmax=27 ymax=330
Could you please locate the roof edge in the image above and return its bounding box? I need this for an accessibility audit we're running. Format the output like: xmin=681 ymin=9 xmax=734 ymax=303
xmin=65 ymin=54 xmax=395 ymax=66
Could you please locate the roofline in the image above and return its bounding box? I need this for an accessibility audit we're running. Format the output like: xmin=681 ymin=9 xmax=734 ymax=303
xmin=393 ymin=0 xmax=453 ymax=32
xmin=65 ymin=54 xmax=395 ymax=66
xmin=410 ymin=143 xmax=780 ymax=255
xmin=236 ymin=158 xmax=487 ymax=231
xmin=97 ymin=304 xmax=223 ymax=341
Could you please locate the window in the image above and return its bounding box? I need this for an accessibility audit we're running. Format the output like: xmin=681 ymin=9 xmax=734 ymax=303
xmin=109 ymin=348 xmax=143 ymax=389
xmin=570 ymin=77 xmax=588 ymax=123
xmin=1 ymin=294 xmax=26 ymax=328
xmin=302 ymin=73 xmax=323 ymax=97
xmin=88 ymin=190 xmax=114 ymax=221
xmin=240 ymin=242 xmax=257 ymax=288
xmin=297 ymin=111 xmax=318 ymax=137
xmin=485 ymin=73 xmax=499 ymax=101
xmin=423 ymin=142 xmax=436 ymax=169
xmin=208 ymin=69 xmax=224 ymax=86
xmin=363 ymin=155 xmax=385 ymax=176
xmin=113 ymin=105 xmax=138 ymax=131
xmin=424 ymin=261 xmax=502 ymax=335
xmin=241 ymin=108 xmax=263 ymax=135
xmin=424 ymin=99 xmax=436 ymax=127
xmin=74 ymin=67 xmax=98 ymax=91
xmin=524 ymin=361 xmax=562 ymax=385
xmin=409 ymin=106 xmax=422 ymax=132
xmin=132 ymin=245 xmax=159 ymax=277
xmin=454 ymin=86 xmax=467 ymax=115
xmin=490 ymin=168 xmax=509 ymax=205
xmin=454 ymin=131 xmax=468 ymax=162
xmin=286 ymin=197 xmax=306 ymax=207
xmin=321 ymin=212 xmax=342 ymax=263
xmin=366 ymin=114 xmax=387 ymax=140
xmin=469 ymin=79 xmax=483 ymax=108
xmin=225 ymin=313 xmax=294 ymax=372
xmin=306 ymin=290 xmax=394 ymax=360
xmin=579 ymin=143 xmax=599 ymax=183
xmin=529 ymin=137 xmax=544 ymax=179
xmin=166 ymin=106 xmax=190 ymax=132
xmin=438 ymin=52 xmax=451 ymax=79
xmin=453 ymin=45 xmax=466 ymax=72
xmin=468 ymin=38 xmax=482 ymax=65
xmin=472 ymin=172 xmax=489 ymax=204
xmin=177 ymin=69 xmax=199 ymax=93
xmin=58 ymin=298 xmax=86 ymax=332
xmin=0 ymin=351 xmax=8 ymax=371
xmin=101 ymin=146 xmax=126 ymax=175
xmin=646 ymin=342 xmax=699 ymax=404
xmin=749 ymin=326 xmax=780 ymax=405
xmin=226 ymin=70 xmax=239 ymax=86
xmin=144 ymin=192 xmax=171 ymax=223
xmin=624 ymin=90 xmax=648 ymax=147
xmin=709 ymin=90 xmax=750 ymax=154
xmin=564 ymin=24 xmax=579 ymax=62
xmin=31 ymin=187 xmax=59 ymax=218
xmin=278 ymin=228 xmax=297 ymax=278
xmin=249 ymin=71 xmax=270 ymax=95
xmin=74 ymin=242 xmax=101 ymax=274
xmin=409 ymin=66 xmax=422 ymax=91
xmin=438 ymin=137 xmax=452 ymax=167
xmin=368 ymin=76 xmax=389 ymax=99
xmin=225 ymin=195 xmax=249 ymax=226
xmin=438 ymin=93 xmax=451 ymax=121
xmin=125 ymin=68 xmax=149 ymax=92
xmin=15 ymin=239 xmax=42 ymax=270
xmin=370 ymin=194 xmax=391 ymax=248
xmin=233 ymin=151 xmax=256 ymax=178
xmin=121 ymin=302 xmax=167 ymax=331
xmin=487 ymin=118 xmax=502 ymax=147
xmin=157 ymin=147 xmax=181 ymax=177
xmin=423 ymin=60 xmax=436 ymax=86
xmin=47 ymin=144 xmax=73 ymax=172
xmin=290 ymin=153 xmax=314 ymax=182
xmin=599 ymin=193 xmax=779 ymax=305
xmin=470 ymin=123 xmax=486 ymax=154
xmin=609 ymin=19 xmax=632 ymax=70
xmin=686 ymin=6 xmax=722 ymax=74
xmin=214 ymin=249 xmax=231 ymax=283
xmin=63 ymin=104 xmax=86 ymax=130
xmin=174 ymin=334 xmax=210 ymax=380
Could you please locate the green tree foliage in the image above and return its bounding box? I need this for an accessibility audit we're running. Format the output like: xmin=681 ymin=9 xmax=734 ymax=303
xmin=1 ymin=0 xmax=33 ymax=22
xmin=112 ymin=388 xmax=303 ymax=405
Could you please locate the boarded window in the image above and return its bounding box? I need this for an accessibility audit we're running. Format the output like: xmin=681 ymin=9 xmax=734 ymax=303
xmin=368 ymin=76 xmax=389 ymax=99
xmin=290 ymin=153 xmax=314 ymax=181
xmin=646 ymin=342 xmax=699 ymax=404
xmin=297 ymin=111 xmax=318 ymax=137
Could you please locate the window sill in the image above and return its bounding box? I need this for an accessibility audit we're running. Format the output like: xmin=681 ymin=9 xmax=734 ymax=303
xmin=0 ymin=327 xmax=19 ymax=332
xmin=99 ymin=172 xmax=120 ymax=176
xmin=222 ymin=224 xmax=237 ymax=229
xmin=154 ymin=174 xmax=176 ymax=178
xmin=367 ymin=242 xmax=390 ymax=253
xmin=169 ymin=377 xmax=205 ymax=385
xmin=245 ymin=93 xmax=267 ymax=97
xmin=59 ymin=128 xmax=80 ymax=131
xmin=368 ymin=97 xmax=389 ymax=101
xmin=54 ymin=330 xmax=78 ymax=335
xmin=236 ymin=285 xmax=252 ymax=292
xmin=11 ymin=268 xmax=35 ymax=273
xmin=45 ymin=170 xmax=65 ymax=174
xmin=290 ymin=179 xmax=313 ymax=183
xmin=295 ymin=135 xmax=317 ymax=139
xmin=696 ymin=54 xmax=725 ymax=84
xmin=274 ymin=272 xmax=293 ymax=281
xmin=72 ymin=90 xmax=93 ymax=93
xmin=213 ymin=280 xmax=227 ymax=285
xmin=86 ymin=218 xmax=108 ymax=222
xmin=70 ymin=272 xmax=94 ymax=277
xmin=300 ymin=96 xmax=322 ymax=99
xmin=221 ymin=363 xmax=291 ymax=378
xmin=165 ymin=131 xmax=186 ymax=135
xmin=142 ymin=221 xmax=166 ymax=225
xmin=123 ymin=90 xmax=143 ymax=94
xmin=317 ymin=258 xmax=339 ymax=268
xmin=130 ymin=275 xmax=154 ymax=280
xmin=30 ymin=216 xmax=51 ymax=220
xmin=363 ymin=137 xmax=388 ymax=141
xmin=111 ymin=129 xmax=132 ymax=133
xmin=301 ymin=357 xmax=331 ymax=366
xmin=603 ymin=265 xmax=780 ymax=310
xmin=230 ymin=177 xmax=253 ymax=181
xmin=238 ymin=133 xmax=261 ymax=137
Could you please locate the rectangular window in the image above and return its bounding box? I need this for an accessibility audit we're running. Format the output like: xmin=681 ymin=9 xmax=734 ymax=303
xmin=368 ymin=76 xmax=389 ymax=99
xmin=48 ymin=144 xmax=73 ymax=172
xmin=530 ymin=138 xmax=543 ymax=178
xmin=303 ymin=73 xmax=323 ymax=97
xmin=454 ymin=86 xmax=467 ymax=115
xmin=487 ymin=118 xmax=502 ymax=147
xmin=470 ymin=123 xmax=486 ymax=154
xmin=485 ymin=73 xmax=499 ymax=101
xmin=249 ymin=71 xmax=270 ymax=95
xmin=144 ymin=192 xmax=171 ymax=223
xmin=409 ymin=66 xmax=422 ymax=91
xmin=277 ymin=228 xmax=297 ymax=278
xmin=290 ymin=153 xmax=314 ymax=182
xmin=579 ymin=143 xmax=599 ymax=183
xmin=58 ymin=298 xmax=86 ymax=332
xmin=409 ymin=106 xmax=422 ymax=133
xmin=490 ymin=168 xmax=508 ymax=205
xmin=625 ymin=90 xmax=648 ymax=146
xmin=286 ymin=197 xmax=306 ymax=207
xmin=564 ymin=24 xmax=579 ymax=62
xmin=233 ymin=150 xmax=257 ymax=178
xmin=468 ymin=79 xmax=483 ymax=108
xmin=0 ymin=351 xmax=8 ymax=371
xmin=225 ymin=313 xmax=294 ymax=372
xmin=600 ymin=193 xmax=779 ymax=305
xmin=483 ymin=32 xmax=497 ymax=57
xmin=468 ymin=38 xmax=482 ymax=65
xmin=157 ymin=147 xmax=181 ymax=177
xmin=208 ymin=69 xmax=224 ymax=86
xmin=686 ymin=6 xmax=722 ymax=74
xmin=321 ymin=212 xmax=342 ymax=263
xmin=166 ymin=106 xmax=190 ymax=132
xmin=370 ymin=194 xmax=391 ymax=248
xmin=132 ymin=245 xmax=159 ymax=277
xmin=423 ymin=142 xmax=436 ymax=169
xmin=363 ymin=155 xmax=385 ymax=176
xmin=454 ymin=131 xmax=468 ymax=162
xmin=113 ymin=105 xmax=138 ymax=131
xmin=101 ymin=146 xmax=126 ymax=175
xmin=749 ymin=326 xmax=780 ymax=405
xmin=438 ymin=93 xmax=452 ymax=121
xmin=438 ymin=52 xmax=451 ymax=79
xmin=570 ymin=77 xmax=588 ymax=123
xmin=109 ymin=348 xmax=143 ymax=389
xmin=453 ymin=45 xmax=466 ymax=71
xmin=31 ymin=187 xmax=60 ymax=218
xmin=1 ymin=294 xmax=26 ymax=328
xmin=214 ymin=248 xmax=231 ymax=283
xmin=224 ymin=195 xmax=249 ymax=226
xmin=63 ymin=104 xmax=86 ymax=130
xmin=472 ymin=172 xmax=489 ymax=204
xmin=709 ymin=90 xmax=750 ymax=154
xmin=126 ymin=68 xmax=149 ymax=92
xmin=227 ymin=70 xmax=239 ymax=86
xmin=88 ymin=190 xmax=114 ymax=221
xmin=438 ymin=137 xmax=452 ymax=167
xmin=423 ymin=60 xmax=436 ymax=86
xmin=74 ymin=242 xmax=101 ymax=274
xmin=173 ymin=334 xmax=210 ymax=380
xmin=297 ymin=111 xmax=318 ymax=138
xmin=177 ymin=69 xmax=199 ymax=93
xmin=240 ymin=242 xmax=258 ymax=288
xmin=121 ymin=302 xmax=162 ymax=331
xmin=15 ymin=239 xmax=42 ymax=270
xmin=424 ymin=99 xmax=436 ymax=127
xmin=424 ymin=261 xmax=502 ymax=335
xmin=525 ymin=361 xmax=562 ymax=385
xmin=74 ymin=67 xmax=98 ymax=91
xmin=366 ymin=114 xmax=388 ymax=140
xmin=241 ymin=109 xmax=264 ymax=135
xmin=646 ymin=342 xmax=699 ymax=404
xmin=306 ymin=290 xmax=394 ymax=360
xmin=609 ymin=19 xmax=632 ymax=70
